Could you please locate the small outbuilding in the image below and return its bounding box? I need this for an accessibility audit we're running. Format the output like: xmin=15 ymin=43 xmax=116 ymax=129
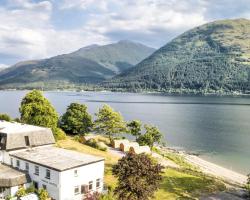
xmin=129 ymin=145 xmax=151 ymax=154
xmin=120 ymin=142 xmax=139 ymax=152
xmin=111 ymin=139 xmax=129 ymax=148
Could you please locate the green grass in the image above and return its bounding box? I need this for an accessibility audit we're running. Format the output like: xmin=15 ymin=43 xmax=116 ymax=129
xmin=57 ymin=137 xmax=226 ymax=199
xmin=155 ymin=168 xmax=225 ymax=200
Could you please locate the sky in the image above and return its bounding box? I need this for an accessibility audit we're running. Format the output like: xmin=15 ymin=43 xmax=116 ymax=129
xmin=0 ymin=0 xmax=250 ymax=67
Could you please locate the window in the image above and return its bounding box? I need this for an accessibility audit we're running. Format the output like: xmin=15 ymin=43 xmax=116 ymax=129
xmin=33 ymin=181 xmax=38 ymax=190
xmin=74 ymin=169 xmax=78 ymax=177
xmin=74 ymin=186 xmax=79 ymax=195
xmin=81 ymin=185 xmax=88 ymax=194
xmin=96 ymin=179 xmax=101 ymax=188
xmin=10 ymin=158 xmax=13 ymax=166
xmin=35 ymin=166 xmax=39 ymax=175
xmin=45 ymin=169 xmax=50 ymax=179
xmin=25 ymin=162 xmax=29 ymax=171
xmin=42 ymin=184 xmax=47 ymax=190
xmin=16 ymin=160 xmax=20 ymax=168
xmin=24 ymin=136 xmax=30 ymax=146
xmin=88 ymin=181 xmax=93 ymax=191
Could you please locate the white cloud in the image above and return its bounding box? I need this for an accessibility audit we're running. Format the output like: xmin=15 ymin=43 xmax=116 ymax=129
xmin=60 ymin=0 xmax=107 ymax=11
xmin=0 ymin=0 xmax=250 ymax=65
xmin=0 ymin=64 xmax=8 ymax=68
xmin=0 ymin=0 xmax=110 ymax=63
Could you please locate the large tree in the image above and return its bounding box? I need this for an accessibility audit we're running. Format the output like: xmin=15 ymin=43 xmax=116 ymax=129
xmin=127 ymin=120 xmax=142 ymax=139
xmin=19 ymin=90 xmax=58 ymax=129
xmin=112 ymin=153 xmax=164 ymax=200
xmin=60 ymin=103 xmax=93 ymax=135
xmin=94 ymin=104 xmax=126 ymax=142
xmin=137 ymin=124 xmax=162 ymax=148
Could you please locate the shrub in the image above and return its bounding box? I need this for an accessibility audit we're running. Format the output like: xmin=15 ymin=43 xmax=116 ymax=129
xmin=73 ymin=135 xmax=85 ymax=143
xmin=53 ymin=127 xmax=66 ymax=141
xmin=246 ymin=174 xmax=250 ymax=197
xmin=26 ymin=184 xmax=36 ymax=193
xmin=85 ymin=139 xmax=107 ymax=151
xmin=16 ymin=187 xmax=27 ymax=197
xmin=38 ymin=188 xmax=49 ymax=200
xmin=0 ymin=113 xmax=11 ymax=121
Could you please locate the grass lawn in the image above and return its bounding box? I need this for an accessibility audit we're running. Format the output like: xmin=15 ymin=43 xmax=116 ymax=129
xmin=57 ymin=137 xmax=226 ymax=199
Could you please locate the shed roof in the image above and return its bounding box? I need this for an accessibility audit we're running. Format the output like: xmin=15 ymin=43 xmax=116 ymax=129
xmin=0 ymin=121 xmax=46 ymax=134
xmin=0 ymin=121 xmax=55 ymax=150
xmin=0 ymin=164 xmax=31 ymax=187
xmin=10 ymin=146 xmax=104 ymax=172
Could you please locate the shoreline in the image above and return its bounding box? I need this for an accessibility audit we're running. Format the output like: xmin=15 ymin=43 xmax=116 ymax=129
xmin=162 ymin=147 xmax=248 ymax=186
xmin=1 ymin=88 xmax=250 ymax=97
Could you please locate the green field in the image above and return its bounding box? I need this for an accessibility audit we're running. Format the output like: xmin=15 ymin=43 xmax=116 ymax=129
xmin=57 ymin=137 xmax=226 ymax=200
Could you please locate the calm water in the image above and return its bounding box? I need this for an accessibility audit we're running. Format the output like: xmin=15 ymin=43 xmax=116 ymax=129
xmin=0 ymin=90 xmax=250 ymax=174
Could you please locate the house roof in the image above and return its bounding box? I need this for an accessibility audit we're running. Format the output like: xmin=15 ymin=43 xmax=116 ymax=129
xmin=0 ymin=121 xmax=55 ymax=150
xmin=10 ymin=146 xmax=104 ymax=172
xmin=0 ymin=164 xmax=31 ymax=187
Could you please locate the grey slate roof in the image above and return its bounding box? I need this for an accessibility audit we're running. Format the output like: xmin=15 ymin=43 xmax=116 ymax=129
xmin=10 ymin=146 xmax=104 ymax=171
xmin=0 ymin=121 xmax=55 ymax=150
xmin=0 ymin=164 xmax=31 ymax=187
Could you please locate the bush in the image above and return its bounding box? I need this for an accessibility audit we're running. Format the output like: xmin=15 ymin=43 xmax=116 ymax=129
xmin=38 ymin=188 xmax=49 ymax=200
xmin=85 ymin=139 xmax=107 ymax=151
xmin=246 ymin=174 xmax=250 ymax=197
xmin=0 ymin=113 xmax=11 ymax=121
xmin=16 ymin=187 xmax=27 ymax=197
xmin=73 ymin=135 xmax=85 ymax=143
xmin=26 ymin=184 xmax=36 ymax=193
xmin=53 ymin=127 xmax=66 ymax=141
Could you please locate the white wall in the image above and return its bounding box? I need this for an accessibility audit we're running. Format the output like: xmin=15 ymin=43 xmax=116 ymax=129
xmin=10 ymin=157 xmax=104 ymax=200
xmin=10 ymin=157 xmax=60 ymax=200
xmin=59 ymin=161 xmax=105 ymax=200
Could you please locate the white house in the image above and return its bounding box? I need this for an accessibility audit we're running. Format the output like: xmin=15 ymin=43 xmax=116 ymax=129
xmin=0 ymin=121 xmax=105 ymax=200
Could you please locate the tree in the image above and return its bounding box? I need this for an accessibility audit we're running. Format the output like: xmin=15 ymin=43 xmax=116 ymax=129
xmin=112 ymin=153 xmax=164 ymax=200
xmin=127 ymin=120 xmax=142 ymax=139
xmin=137 ymin=125 xmax=162 ymax=148
xmin=60 ymin=103 xmax=93 ymax=135
xmin=0 ymin=113 xmax=11 ymax=121
xmin=94 ymin=104 xmax=126 ymax=142
xmin=19 ymin=90 xmax=58 ymax=129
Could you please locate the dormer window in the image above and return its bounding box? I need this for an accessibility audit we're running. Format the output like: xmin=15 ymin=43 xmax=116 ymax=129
xmin=16 ymin=160 xmax=20 ymax=168
xmin=25 ymin=136 xmax=30 ymax=146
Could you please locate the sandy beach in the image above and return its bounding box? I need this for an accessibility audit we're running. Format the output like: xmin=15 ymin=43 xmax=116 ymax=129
xmin=182 ymin=153 xmax=247 ymax=186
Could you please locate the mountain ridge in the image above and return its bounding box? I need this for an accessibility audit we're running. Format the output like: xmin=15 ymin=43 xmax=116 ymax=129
xmin=104 ymin=19 xmax=250 ymax=94
xmin=0 ymin=40 xmax=155 ymax=89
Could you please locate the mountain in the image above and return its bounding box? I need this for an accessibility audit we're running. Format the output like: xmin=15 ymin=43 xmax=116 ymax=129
xmin=0 ymin=40 xmax=155 ymax=89
xmin=104 ymin=19 xmax=250 ymax=94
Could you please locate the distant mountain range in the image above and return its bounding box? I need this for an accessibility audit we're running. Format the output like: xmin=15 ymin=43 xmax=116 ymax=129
xmin=104 ymin=19 xmax=250 ymax=94
xmin=0 ymin=40 xmax=155 ymax=89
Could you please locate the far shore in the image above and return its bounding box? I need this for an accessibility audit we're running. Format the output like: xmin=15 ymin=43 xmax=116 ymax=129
xmin=161 ymin=147 xmax=248 ymax=186
xmin=1 ymin=88 xmax=250 ymax=97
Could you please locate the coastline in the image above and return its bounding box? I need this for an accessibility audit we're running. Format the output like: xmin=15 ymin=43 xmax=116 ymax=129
xmin=161 ymin=147 xmax=248 ymax=186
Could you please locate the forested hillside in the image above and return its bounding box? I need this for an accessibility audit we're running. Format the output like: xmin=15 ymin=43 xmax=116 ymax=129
xmin=104 ymin=19 xmax=250 ymax=94
xmin=0 ymin=40 xmax=154 ymax=89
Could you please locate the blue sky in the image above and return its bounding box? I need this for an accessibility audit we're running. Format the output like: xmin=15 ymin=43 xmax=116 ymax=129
xmin=0 ymin=0 xmax=250 ymax=67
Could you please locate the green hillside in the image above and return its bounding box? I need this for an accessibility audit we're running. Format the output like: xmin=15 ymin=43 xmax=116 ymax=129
xmin=104 ymin=19 xmax=250 ymax=94
xmin=0 ymin=40 xmax=154 ymax=89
